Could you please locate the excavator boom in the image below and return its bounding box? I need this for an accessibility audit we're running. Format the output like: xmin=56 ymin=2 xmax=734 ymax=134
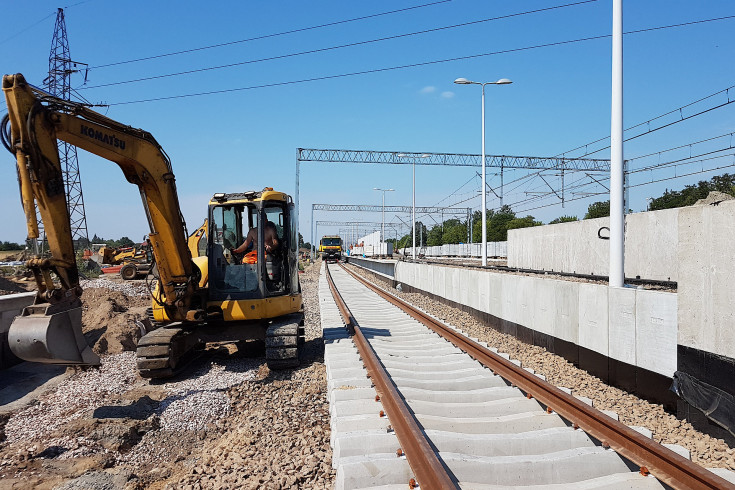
xmin=2 ymin=73 xmax=200 ymax=365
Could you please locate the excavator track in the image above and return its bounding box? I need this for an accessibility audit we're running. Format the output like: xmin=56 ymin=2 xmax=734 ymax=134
xmin=266 ymin=313 xmax=304 ymax=370
xmin=136 ymin=326 xmax=203 ymax=379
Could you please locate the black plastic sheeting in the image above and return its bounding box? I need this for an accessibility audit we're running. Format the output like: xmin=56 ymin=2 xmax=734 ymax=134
xmin=672 ymin=370 xmax=735 ymax=437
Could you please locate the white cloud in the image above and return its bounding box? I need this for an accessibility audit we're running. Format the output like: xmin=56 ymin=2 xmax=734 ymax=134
xmin=419 ymin=86 xmax=436 ymax=94
xmin=441 ymin=91 xmax=455 ymax=99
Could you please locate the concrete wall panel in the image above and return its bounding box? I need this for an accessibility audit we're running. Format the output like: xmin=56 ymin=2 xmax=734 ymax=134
xmin=678 ymin=201 xmax=735 ymax=358
xmin=465 ymin=270 xmax=480 ymax=311
xmin=636 ymin=290 xmax=677 ymax=377
xmin=554 ymin=280 xmax=579 ymax=344
xmin=499 ymin=274 xmax=519 ymax=326
xmin=531 ymin=279 xmax=555 ymax=337
xmin=608 ymin=287 xmax=637 ymax=366
xmin=507 ymin=209 xmax=678 ymax=282
xmin=433 ymin=266 xmax=445 ymax=299
xmin=515 ymin=276 xmax=535 ymax=331
xmin=626 ymin=209 xmax=678 ymax=282
xmin=487 ymin=274 xmax=502 ymax=317
xmin=471 ymin=270 xmax=485 ymax=312
xmin=578 ymin=284 xmax=609 ymax=356
xmin=450 ymin=267 xmax=462 ymax=304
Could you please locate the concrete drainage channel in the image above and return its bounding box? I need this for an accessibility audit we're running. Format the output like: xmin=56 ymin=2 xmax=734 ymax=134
xmin=320 ymin=262 xmax=734 ymax=489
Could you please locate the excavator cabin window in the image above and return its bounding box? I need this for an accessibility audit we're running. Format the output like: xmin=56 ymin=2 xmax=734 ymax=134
xmin=209 ymin=201 xmax=293 ymax=300
xmin=264 ymin=206 xmax=286 ymax=294
xmin=211 ymin=204 xmax=259 ymax=296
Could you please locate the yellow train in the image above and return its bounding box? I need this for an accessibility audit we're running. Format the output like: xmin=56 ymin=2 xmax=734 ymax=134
xmin=319 ymin=235 xmax=343 ymax=262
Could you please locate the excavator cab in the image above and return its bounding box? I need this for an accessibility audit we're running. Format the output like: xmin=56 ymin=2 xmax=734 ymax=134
xmin=207 ymin=189 xmax=299 ymax=305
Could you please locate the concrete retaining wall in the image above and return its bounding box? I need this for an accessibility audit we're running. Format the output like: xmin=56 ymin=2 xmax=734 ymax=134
xmin=347 ymin=257 xmax=396 ymax=279
xmin=507 ymin=209 xmax=679 ymax=282
xmin=395 ymin=242 xmax=507 ymax=258
xmin=0 ymin=291 xmax=35 ymax=369
xmin=394 ymin=261 xmax=677 ymax=378
xmin=678 ymin=200 xmax=735 ymax=359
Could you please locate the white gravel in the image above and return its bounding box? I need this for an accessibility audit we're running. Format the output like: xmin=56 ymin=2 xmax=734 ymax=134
xmin=4 ymin=353 xmax=138 ymax=446
xmin=80 ymin=278 xmax=151 ymax=297
xmin=155 ymin=359 xmax=258 ymax=432
xmin=118 ymin=357 xmax=258 ymax=466
xmin=3 ymin=352 xmax=258 ymax=465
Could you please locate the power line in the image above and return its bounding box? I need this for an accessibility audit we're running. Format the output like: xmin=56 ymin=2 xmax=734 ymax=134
xmin=81 ymin=1 xmax=597 ymax=89
xmin=522 ymin=136 xmax=735 ymax=208
xmin=512 ymin=153 xmax=735 ymax=214
xmin=0 ymin=12 xmax=56 ymax=46
xmin=0 ymin=1 xmax=95 ymax=46
xmin=507 ymin=89 xmax=735 ymax=204
xmin=513 ymin=161 xmax=735 ymax=215
xmin=626 ymin=131 xmax=735 ymax=163
xmin=103 ymin=14 xmax=735 ymax=106
xmin=628 ymin=148 xmax=735 ymax=175
xmin=88 ymin=1 xmax=453 ymax=70
xmin=521 ymin=129 xmax=735 ymax=200
xmin=432 ymin=174 xmax=479 ymax=207
xmin=553 ymin=85 xmax=735 ymax=159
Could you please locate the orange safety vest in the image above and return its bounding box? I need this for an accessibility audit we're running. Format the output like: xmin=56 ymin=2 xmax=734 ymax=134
xmin=242 ymin=250 xmax=258 ymax=264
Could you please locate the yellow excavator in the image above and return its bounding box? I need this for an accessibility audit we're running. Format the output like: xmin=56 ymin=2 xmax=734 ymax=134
xmin=2 ymin=73 xmax=303 ymax=377
xmin=96 ymin=239 xmax=152 ymax=280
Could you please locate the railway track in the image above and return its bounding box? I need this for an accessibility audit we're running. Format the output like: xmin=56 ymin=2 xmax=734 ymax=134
xmin=321 ymin=262 xmax=732 ymax=489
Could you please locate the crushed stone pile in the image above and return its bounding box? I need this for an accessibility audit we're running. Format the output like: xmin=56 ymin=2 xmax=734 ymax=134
xmin=80 ymin=278 xmax=151 ymax=298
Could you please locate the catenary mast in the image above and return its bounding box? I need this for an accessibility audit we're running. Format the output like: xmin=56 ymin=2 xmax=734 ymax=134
xmin=43 ymin=7 xmax=90 ymax=249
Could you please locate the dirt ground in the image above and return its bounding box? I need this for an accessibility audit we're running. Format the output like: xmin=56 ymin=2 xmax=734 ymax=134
xmin=0 ymin=262 xmax=332 ymax=489
xmin=0 ymin=277 xmax=28 ymax=297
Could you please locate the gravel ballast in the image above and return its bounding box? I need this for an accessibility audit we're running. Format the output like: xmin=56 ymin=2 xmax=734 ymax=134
xmin=0 ymin=261 xmax=333 ymax=489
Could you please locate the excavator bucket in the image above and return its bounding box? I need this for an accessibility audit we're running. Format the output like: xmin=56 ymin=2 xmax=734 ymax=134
xmin=8 ymin=301 xmax=100 ymax=366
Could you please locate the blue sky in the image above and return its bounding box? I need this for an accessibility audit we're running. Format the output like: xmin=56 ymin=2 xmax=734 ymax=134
xmin=2 ymin=0 xmax=734 ymax=245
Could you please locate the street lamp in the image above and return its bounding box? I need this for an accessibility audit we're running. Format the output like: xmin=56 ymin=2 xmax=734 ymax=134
xmin=373 ymin=187 xmax=394 ymax=255
xmin=397 ymin=153 xmax=430 ymax=260
xmin=454 ymin=77 xmax=512 ymax=266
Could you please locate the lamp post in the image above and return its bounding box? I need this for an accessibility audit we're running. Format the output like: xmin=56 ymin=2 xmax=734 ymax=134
xmin=397 ymin=153 xmax=429 ymax=260
xmin=373 ymin=187 xmax=394 ymax=255
xmin=454 ymin=77 xmax=512 ymax=266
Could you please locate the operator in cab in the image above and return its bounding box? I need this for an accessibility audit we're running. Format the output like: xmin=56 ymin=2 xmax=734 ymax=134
xmin=231 ymin=221 xmax=280 ymax=263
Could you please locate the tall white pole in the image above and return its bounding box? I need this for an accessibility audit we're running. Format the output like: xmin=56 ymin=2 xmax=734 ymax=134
xmin=311 ymin=205 xmax=315 ymax=261
xmin=412 ymin=161 xmax=416 ymax=259
xmin=481 ymin=84 xmax=487 ymax=267
xmin=381 ymin=191 xmax=385 ymax=254
xmin=610 ymin=0 xmax=624 ymax=287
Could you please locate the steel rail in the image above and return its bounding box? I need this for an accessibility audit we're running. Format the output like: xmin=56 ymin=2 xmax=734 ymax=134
xmin=325 ymin=263 xmax=458 ymax=490
xmin=339 ymin=263 xmax=734 ymax=490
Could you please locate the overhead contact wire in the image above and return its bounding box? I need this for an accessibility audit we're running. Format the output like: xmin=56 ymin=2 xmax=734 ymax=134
xmin=87 ymin=0 xmax=454 ymax=69
xmin=103 ymin=15 xmax=735 ymax=106
xmin=81 ymin=1 xmax=597 ymax=89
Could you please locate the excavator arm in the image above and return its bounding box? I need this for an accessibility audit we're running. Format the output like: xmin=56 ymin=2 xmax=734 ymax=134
xmin=2 ymin=73 xmax=201 ymax=365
